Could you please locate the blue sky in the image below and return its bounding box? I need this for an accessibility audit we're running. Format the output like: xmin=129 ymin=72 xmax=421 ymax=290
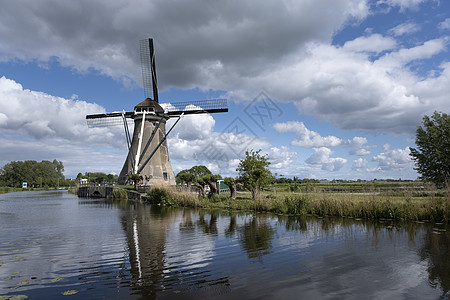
xmin=0 ymin=0 xmax=449 ymax=180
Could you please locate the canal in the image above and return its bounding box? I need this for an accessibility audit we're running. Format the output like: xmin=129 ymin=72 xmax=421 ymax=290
xmin=0 ymin=191 xmax=449 ymax=299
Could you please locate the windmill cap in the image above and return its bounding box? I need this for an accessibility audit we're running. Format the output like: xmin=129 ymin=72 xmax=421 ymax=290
xmin=133 ymin=97 xmax=168 ymax=117
xmin=135 ymin=98 xmax=163 ymax=109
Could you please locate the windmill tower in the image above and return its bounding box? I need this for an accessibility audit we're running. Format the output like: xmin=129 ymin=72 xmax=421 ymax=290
xmin=86 ymin=39 xmax=228 ymax=186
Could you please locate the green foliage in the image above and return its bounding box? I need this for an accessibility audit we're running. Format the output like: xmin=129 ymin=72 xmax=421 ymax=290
xmin=188 ymin=165 xmax=212 ymax=178
xmin=128 ymin=173 xmax=143 ymax=190
xmin=274 ymin=176 xmax=320 ymax=184
xmin=0 ymin=159 xmax=65 ymax=188
xmin=176 ymin=165 xmax=223 ymax=197
xmin=223 ymin=177 xmax=235 ymax=187
xmin=112 ymin=188 xmax=128 ymax=200
xmin=147 ymin=187 xmax=177 ymax=206
xmin=176 ymin=170 xmax=196 ymax=186
xmin=176 ymin=165 xmax=212 ymax=185
xmin=410 ymin=111 xmax=450 ymax=186
xmin=77 ymin=172 xmax=118 ymax=183
xmin=237 ymin=149 xmax=273 ymax=201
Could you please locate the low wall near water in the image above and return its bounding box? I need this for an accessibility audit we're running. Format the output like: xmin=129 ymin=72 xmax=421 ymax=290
xmin=77 ymin=184 xmax=114 ymax=198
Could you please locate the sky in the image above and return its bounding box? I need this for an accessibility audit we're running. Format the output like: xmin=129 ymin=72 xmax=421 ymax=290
xmin=0 ymin=0 xmax=449 ymax=180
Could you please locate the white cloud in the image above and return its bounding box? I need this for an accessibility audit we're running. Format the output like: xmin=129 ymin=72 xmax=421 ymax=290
xmin=376 ymin=38 xmax=446 ymax=68
xmin=264 ymin=146 xmax=298 ymax=170
xmin=343 ymin=34 xmax=396 ymax=53
xmin=273 ymin=121 xmax=345 ymax=148
xmin=352 ymin=158 xmax=368 ymax=171
xmin=372 ymin=147 xmax=413 ymax=171
xmin=348 ymin=137 xmax=372 ymax=156
xmin=439 ymin=18 xmax=450 ymax=30
xmin=377 ymin=0 xmax=427 ymax=12
xmin=274 ymin=38 xmax=448 ymax=135
xmin=167 ymin=126 xmax=271 ymax=175
xmin=0 ymin=76 xmax=123 ymax=145
xmin=388 ymin=22 xmax=421 ymax=36
xmin=169 ymin=113 xmax=215 ymax=141
xmin=274 ymin=121 xmax=372 ymax=156
xmin=0 ymin=76 xmax=129 ymax=176
xmin=0 ymin=1 xmax=447 ymax=138
xmin=305 ymin=147 xmax=347 ymax=171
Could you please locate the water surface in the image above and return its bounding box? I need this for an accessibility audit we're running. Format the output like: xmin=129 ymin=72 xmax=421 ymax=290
xmin=0 ymin=191 xmax=449 ymax=299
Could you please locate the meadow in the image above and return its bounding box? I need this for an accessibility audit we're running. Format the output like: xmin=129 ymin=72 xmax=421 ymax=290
xmin=143 ymin=182 xmax=450 ymax=223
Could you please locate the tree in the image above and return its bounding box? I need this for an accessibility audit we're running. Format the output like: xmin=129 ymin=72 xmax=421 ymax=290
xmin=188 ymin=165 xmax=212 ymax=178
xmin=201 ymin=174 xmax=222 ymax=197
xmin=176 ymin=166 xmax=221 ymax=197
xmin=224 ymin=177 xmax=237 ymax=199
xmin=0 ymin=159 xmax=65 ymax=188
xmin=236 ymin=149 xmax=272 ymax=201
xmin=128 ymin=173 xmax=143 ymax=190
xmin=410 ymin=111 xmax=450 ymax=186
xmin=176 ymin=170 xmax=196 ymax=188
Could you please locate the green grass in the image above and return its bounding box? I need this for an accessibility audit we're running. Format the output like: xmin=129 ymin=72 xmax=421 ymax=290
xmin=0 ymin=186 xmax=61 ymax=194
xmin=112 ymin=188 xmax=128 ymax=200
xmin=0 ymin=187 xmax=21 ymax=194
xmin=148 ymin=183 xmax=450 ymax=223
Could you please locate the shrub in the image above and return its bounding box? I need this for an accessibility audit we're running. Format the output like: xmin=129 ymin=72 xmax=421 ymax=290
xmin=112 ymin=188 xmax=128 ymax=200
xmin=284 ymin=195 xmax=309 ymax=215
xmin=147 ymin=187 xmax=177 ymax=206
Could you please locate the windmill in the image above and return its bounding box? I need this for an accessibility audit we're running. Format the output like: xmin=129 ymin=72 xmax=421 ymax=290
xmin=86 ymin=38 xmax=228 ymax=186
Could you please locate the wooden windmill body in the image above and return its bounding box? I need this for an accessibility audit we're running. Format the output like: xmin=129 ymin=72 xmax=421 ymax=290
xmin=86 ymin=39 xmax=227 ymax=186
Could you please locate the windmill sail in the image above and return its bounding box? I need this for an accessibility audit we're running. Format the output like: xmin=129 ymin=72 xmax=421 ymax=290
xmin=140 ymin=39 xmax=158 ymax=102
xmin=86 ymin=112 xmax=133 ymax=127
xmin=162 ymin=99 xmax=228 ymax=116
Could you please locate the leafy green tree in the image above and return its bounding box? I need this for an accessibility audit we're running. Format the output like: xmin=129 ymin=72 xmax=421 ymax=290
xmin=176 ymin=165 xmax=221 ymax=197
xmin=201 ymin=174 xmax=222 ymax=197
xmin=236 ymin=149 xmax=273 ymax=201
xmin=224 ymin=177 xmax=237 ymax=199
xmin=188 ymin=165 xmax=212 ymax=178
xmin=176 ymin=170 xmax=196 ymax=188
xmin=0 ymin=159 xmax=65 ymax=188
xmin=128 ymin=173 xmax=143 ymax=190
xmin=410 ymin=111 xmax=450 ymax=186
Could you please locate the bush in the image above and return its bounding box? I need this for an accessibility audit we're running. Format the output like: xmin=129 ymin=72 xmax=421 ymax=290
xmin=284 ymin=195 xmax=310 ymax=215
xmin=147 ymin=187 xmax=177 ymax=206
xmin=112 ymin=188 xmax=128 ymax=200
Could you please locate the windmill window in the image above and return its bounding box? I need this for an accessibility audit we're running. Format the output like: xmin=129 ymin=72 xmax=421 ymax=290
xmin=135 ymin=107 xmax=155 ymax=114
xmin=163 ymin=172 xmax=168 ymax=181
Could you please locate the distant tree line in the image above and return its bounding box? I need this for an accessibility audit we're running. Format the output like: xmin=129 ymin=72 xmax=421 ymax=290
xmin=76 ymin=172 xmax=118 ymax=184
xmin=0 ymin=159 xmax=67 ymax=188
xmin=273 ymin=176 xmax=320 ymax=184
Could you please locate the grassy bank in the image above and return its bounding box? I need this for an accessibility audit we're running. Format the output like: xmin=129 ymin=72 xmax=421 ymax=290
xmin=0 ymin=187 xmax=22 ymax=194
xmin=0 ymin=186 xmax=67 ymax=194
xmin=146 ymin=184 xmax=450 ymax=223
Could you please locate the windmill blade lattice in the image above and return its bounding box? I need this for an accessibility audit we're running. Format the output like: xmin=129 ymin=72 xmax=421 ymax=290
xmin=162 ymin=99 xmax=228 ymax=116
xmin=140 ymin=39 xmax=158 ymax=102
xmin=86 ymin=112 xmax=134 ymax=128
